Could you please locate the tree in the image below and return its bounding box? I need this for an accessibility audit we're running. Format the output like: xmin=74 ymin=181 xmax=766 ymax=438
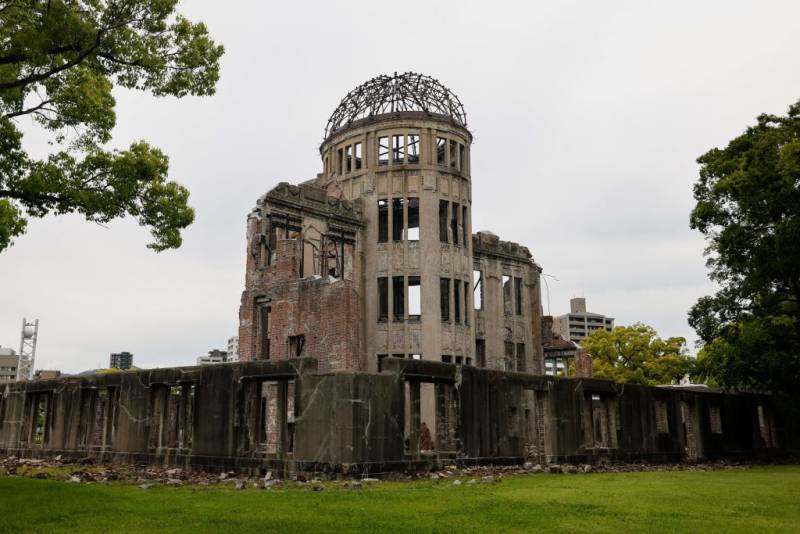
xmin=579 ymin=323 xmax=692 ymax=386
xmin=0 ymin=1 xmax=224 ymax=252
xmin=688 ymin=100 xmax=800 ymax=403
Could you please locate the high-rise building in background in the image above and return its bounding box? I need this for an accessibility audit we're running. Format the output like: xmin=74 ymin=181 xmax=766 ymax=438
xmin=227 ymin=336 xmax=239 ymax=362
xmin=552 ymin=297 xmax=614 ymax=344
xmin=0 ymin=347 xmax=18 ymax=383
xmin=17 ymin=318 xmax=39 ymax=381
xmin=197 ymin=349 xmax=228 ymax=365
xmin=109 ymin=351 xmax=134 ymax=370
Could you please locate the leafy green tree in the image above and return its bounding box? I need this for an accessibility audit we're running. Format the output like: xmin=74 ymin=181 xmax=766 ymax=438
xmin=580 ymin=323 xmax=692 ymax=385
xmin=0 ymin=0 xmax=224 ymax=252
xmin=689 ymin=101 xmax=800 ymax=402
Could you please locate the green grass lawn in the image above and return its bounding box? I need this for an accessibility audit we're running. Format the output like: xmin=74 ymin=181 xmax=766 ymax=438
xmin=0 ymin=466 xmax=798 ymax=533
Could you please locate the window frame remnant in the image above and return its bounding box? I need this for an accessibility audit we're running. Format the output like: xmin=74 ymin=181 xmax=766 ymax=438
xmin=407 ymin=134 xmax=420 ymax=163
xmin=392 ymin=134 xmax=404 ymax=164
xmin=354 ymin=142 xmax=363 ymax=170
xmin=288 ymin=335 xmax=305 ymax=358
xmin=436 ymin=137 xmax=446 ymax=165
xmin=378 ymin=136 xmax=389 ymax=165
xmin=449 ymin=139 xmax=458 ymax=168
xmin=473 ymin=270 xmax=483 ymax=310
xmin=408 ymin=276 xmax=421 ymax=320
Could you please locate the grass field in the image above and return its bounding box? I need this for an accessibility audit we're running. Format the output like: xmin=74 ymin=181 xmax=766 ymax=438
xmin=0 ymin=466 xmax=798 ymax=533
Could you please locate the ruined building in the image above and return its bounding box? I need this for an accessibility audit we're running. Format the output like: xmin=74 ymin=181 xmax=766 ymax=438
xmin=0 ymin=74 xmax=796 ymax=475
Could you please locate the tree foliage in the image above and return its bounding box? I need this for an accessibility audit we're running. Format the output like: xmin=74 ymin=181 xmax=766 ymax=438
xmin=580 ymin=323 xmax=692 ymax=386
xmin=0 ymin=0 xmax=224 ymax=251
xmin=689 ymin=101 xmax=800 ymax=401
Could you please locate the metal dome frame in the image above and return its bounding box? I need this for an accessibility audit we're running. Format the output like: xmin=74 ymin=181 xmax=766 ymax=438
xmin=324 ymin=72 xmax=467 ymax=140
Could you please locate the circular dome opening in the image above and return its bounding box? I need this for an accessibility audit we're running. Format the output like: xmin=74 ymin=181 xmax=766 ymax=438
xmin=324 ymin=72 xmax=467 ymax=139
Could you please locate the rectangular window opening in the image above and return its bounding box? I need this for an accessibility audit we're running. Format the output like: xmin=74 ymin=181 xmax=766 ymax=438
xmin=450 ymin=202 xmax=459 ymax=246
xmin=473 ymin=270 xmax=483 ymax=310
xmin=392 ymin=198 xmax=404 ymax=241
xmin=378 ymin=277 xmax=388 ymax=322
xmin=345 ymin=145 xmax=353 ymax=173
xmin=393 ymin=276 xmax=405 ymax=321
xmin=441 ymin=355 xmax=452 ymax=363
xmin=504 ymin=341 xmax=515 ymax=371
xmin=354 ymin=142 xmax=362 ymax=170
xmin=407 ymin=134 xmax=420 ymax=163
xmin=440 ymin=278 xmax=450 ymax=322
xmin=503 ymin=275 xmax=513 ymax=315
xmin=288 ymin=335 xmax=305 ymax=358
xmin=406 ymin=198 xmax=419 ymax=241
xmin=449 ymin=139 xmax=458 ymax=168
xmin=378 ymin=136 xmax=389 ymax=165
xmin=408 ymin=276 xmax=421 ymax=320
xmin=463 ymin=281 xmax=470 ymax=325
xmin=378 ymin=199 xmax=388 ymax=243
xmin=515 ymin=277 xmax=523 ymax=315
xmin=392 ymin=134 xmax=404 ymax=164
xmin=436 ymin=137 xmax=446 ymax=165
xmin=516 ymin=343 xmax=526 ymax=373
xmin=439 ymin=200 xmax=449 ymax=243
xmin=454 ymin=279 xmax=461 ymax=324
xmin=459 ymin=144 xmax=466 ymax=172
xmin=462 ymin=205 xmax=468 ymax=246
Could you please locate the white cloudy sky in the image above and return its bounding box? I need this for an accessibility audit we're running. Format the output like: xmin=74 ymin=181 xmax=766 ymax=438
xmin=1 ymin=1 xmax=799 ymax=373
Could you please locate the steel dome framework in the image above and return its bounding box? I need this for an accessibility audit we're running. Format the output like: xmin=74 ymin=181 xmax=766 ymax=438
xmin=324 ymin=72 xmax=467 ymax=139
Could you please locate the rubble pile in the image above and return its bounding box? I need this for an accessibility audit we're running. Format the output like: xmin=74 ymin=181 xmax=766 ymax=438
xmin=0 ymin=454 xmax=791 ymax=490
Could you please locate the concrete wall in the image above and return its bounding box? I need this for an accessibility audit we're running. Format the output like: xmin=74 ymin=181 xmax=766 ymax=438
xmin=1 ymin=359 xmax=792 ymax=476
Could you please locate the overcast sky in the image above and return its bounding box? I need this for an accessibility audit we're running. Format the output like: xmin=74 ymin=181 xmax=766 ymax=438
xmin=1 ymin=1 xmax=799 ymax=373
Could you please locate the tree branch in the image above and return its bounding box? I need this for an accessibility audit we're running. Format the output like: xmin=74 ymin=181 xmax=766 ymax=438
xmin=3 ymin=99 xmax=53 ymax=119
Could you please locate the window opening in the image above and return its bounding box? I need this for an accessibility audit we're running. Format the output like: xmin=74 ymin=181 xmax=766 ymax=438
xmin=378 ymin=136 xmax=389 ymax=165
xmin=449 ymin=139 xmax=458 ymax=168
xmin=454 ymin=279 xmax=461 ymax=324
xmin=378 ymin=277 xmax=388 ymax=322
xmin=459 ymin=144 xmax=466 ymax=172
xmin=441 ymin=355 xmax=452 ymax=363
xmin=378 ymin=199 xmax=388 ymax=243
xmin=337 ymin=148 xmax=343 ymax=174
xmin=473 ymin=270 xmax=483 ymax=310
xmin=406 ymin=198 xmax=419 ymax=241
xmin=463 ymin=281 xmax=470 ymax=325
xmin=440 ymin=278 xmax=450 ymax=322
xmin=462 ymin=205 xmax=468 ymax=246
xmin=515 ymin=277 xmax=523 ymax=315
xmin=393 ymin=276 xmax=405 ymax=320
xmin=392 ymin=134 xmax=404 ymax=164
xmin=355 ymin=142 xmax=362 ymax=170
xmin=345 ymin=145 xmax=353 ymax=173
xmin=450 ymin=202 xmax=459 ymax=245
xmin=258 ymin=304 xmax=271 ymax=360
xmin=503 ymin=275 xmax=513 ymax=315
xmin=407 ymin=134 xmax=420 ymax=163
xmin=288 ymin=335 xmax=305 ymax=358
xmin=392 ymin=198 xmax=404 ymax=241
xmin=436 ymin=137 xmax=446 ymax=165
xmin=377 ymin=354 xmax=388 ymax=371
xmin=439 ymin=200 xmax=449 ymax=243
xmin=408 ymin=276 xmax=421 ymax=320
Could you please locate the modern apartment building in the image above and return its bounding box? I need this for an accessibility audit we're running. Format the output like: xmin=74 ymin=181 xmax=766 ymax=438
xmin=553 ymin=297 xmax=614 ymax=344
xmin=0 ymin=347 xmax=18 ymax=383
xmin=109 ymin=351 xmax=134 ymax=370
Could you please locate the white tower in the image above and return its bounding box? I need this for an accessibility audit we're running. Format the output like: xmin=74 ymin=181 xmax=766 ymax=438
xmin=17 ymin=318 xmax=39 ymax=381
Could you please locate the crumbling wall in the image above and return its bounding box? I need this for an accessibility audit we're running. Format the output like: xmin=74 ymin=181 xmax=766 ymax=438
xmin=0 ymin=360 xmax=794 ymax=475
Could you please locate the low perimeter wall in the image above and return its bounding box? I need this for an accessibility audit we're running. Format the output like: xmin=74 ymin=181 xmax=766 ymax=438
xmin=0 ymin=358 xmax=794 ymax=477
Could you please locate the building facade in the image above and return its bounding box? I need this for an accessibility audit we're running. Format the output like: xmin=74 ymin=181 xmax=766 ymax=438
xmin=197 ymin=349 xmax=229 ymax=365
xmin=553 ymin=297 xmax=614 ymax=344
xmin=109 ymin=352 xmax=133 ymax=370
xmin=0 ymin=348 xmax=18 ymax=383
xmin=227 ymin=336 xmax=239 ymax=362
